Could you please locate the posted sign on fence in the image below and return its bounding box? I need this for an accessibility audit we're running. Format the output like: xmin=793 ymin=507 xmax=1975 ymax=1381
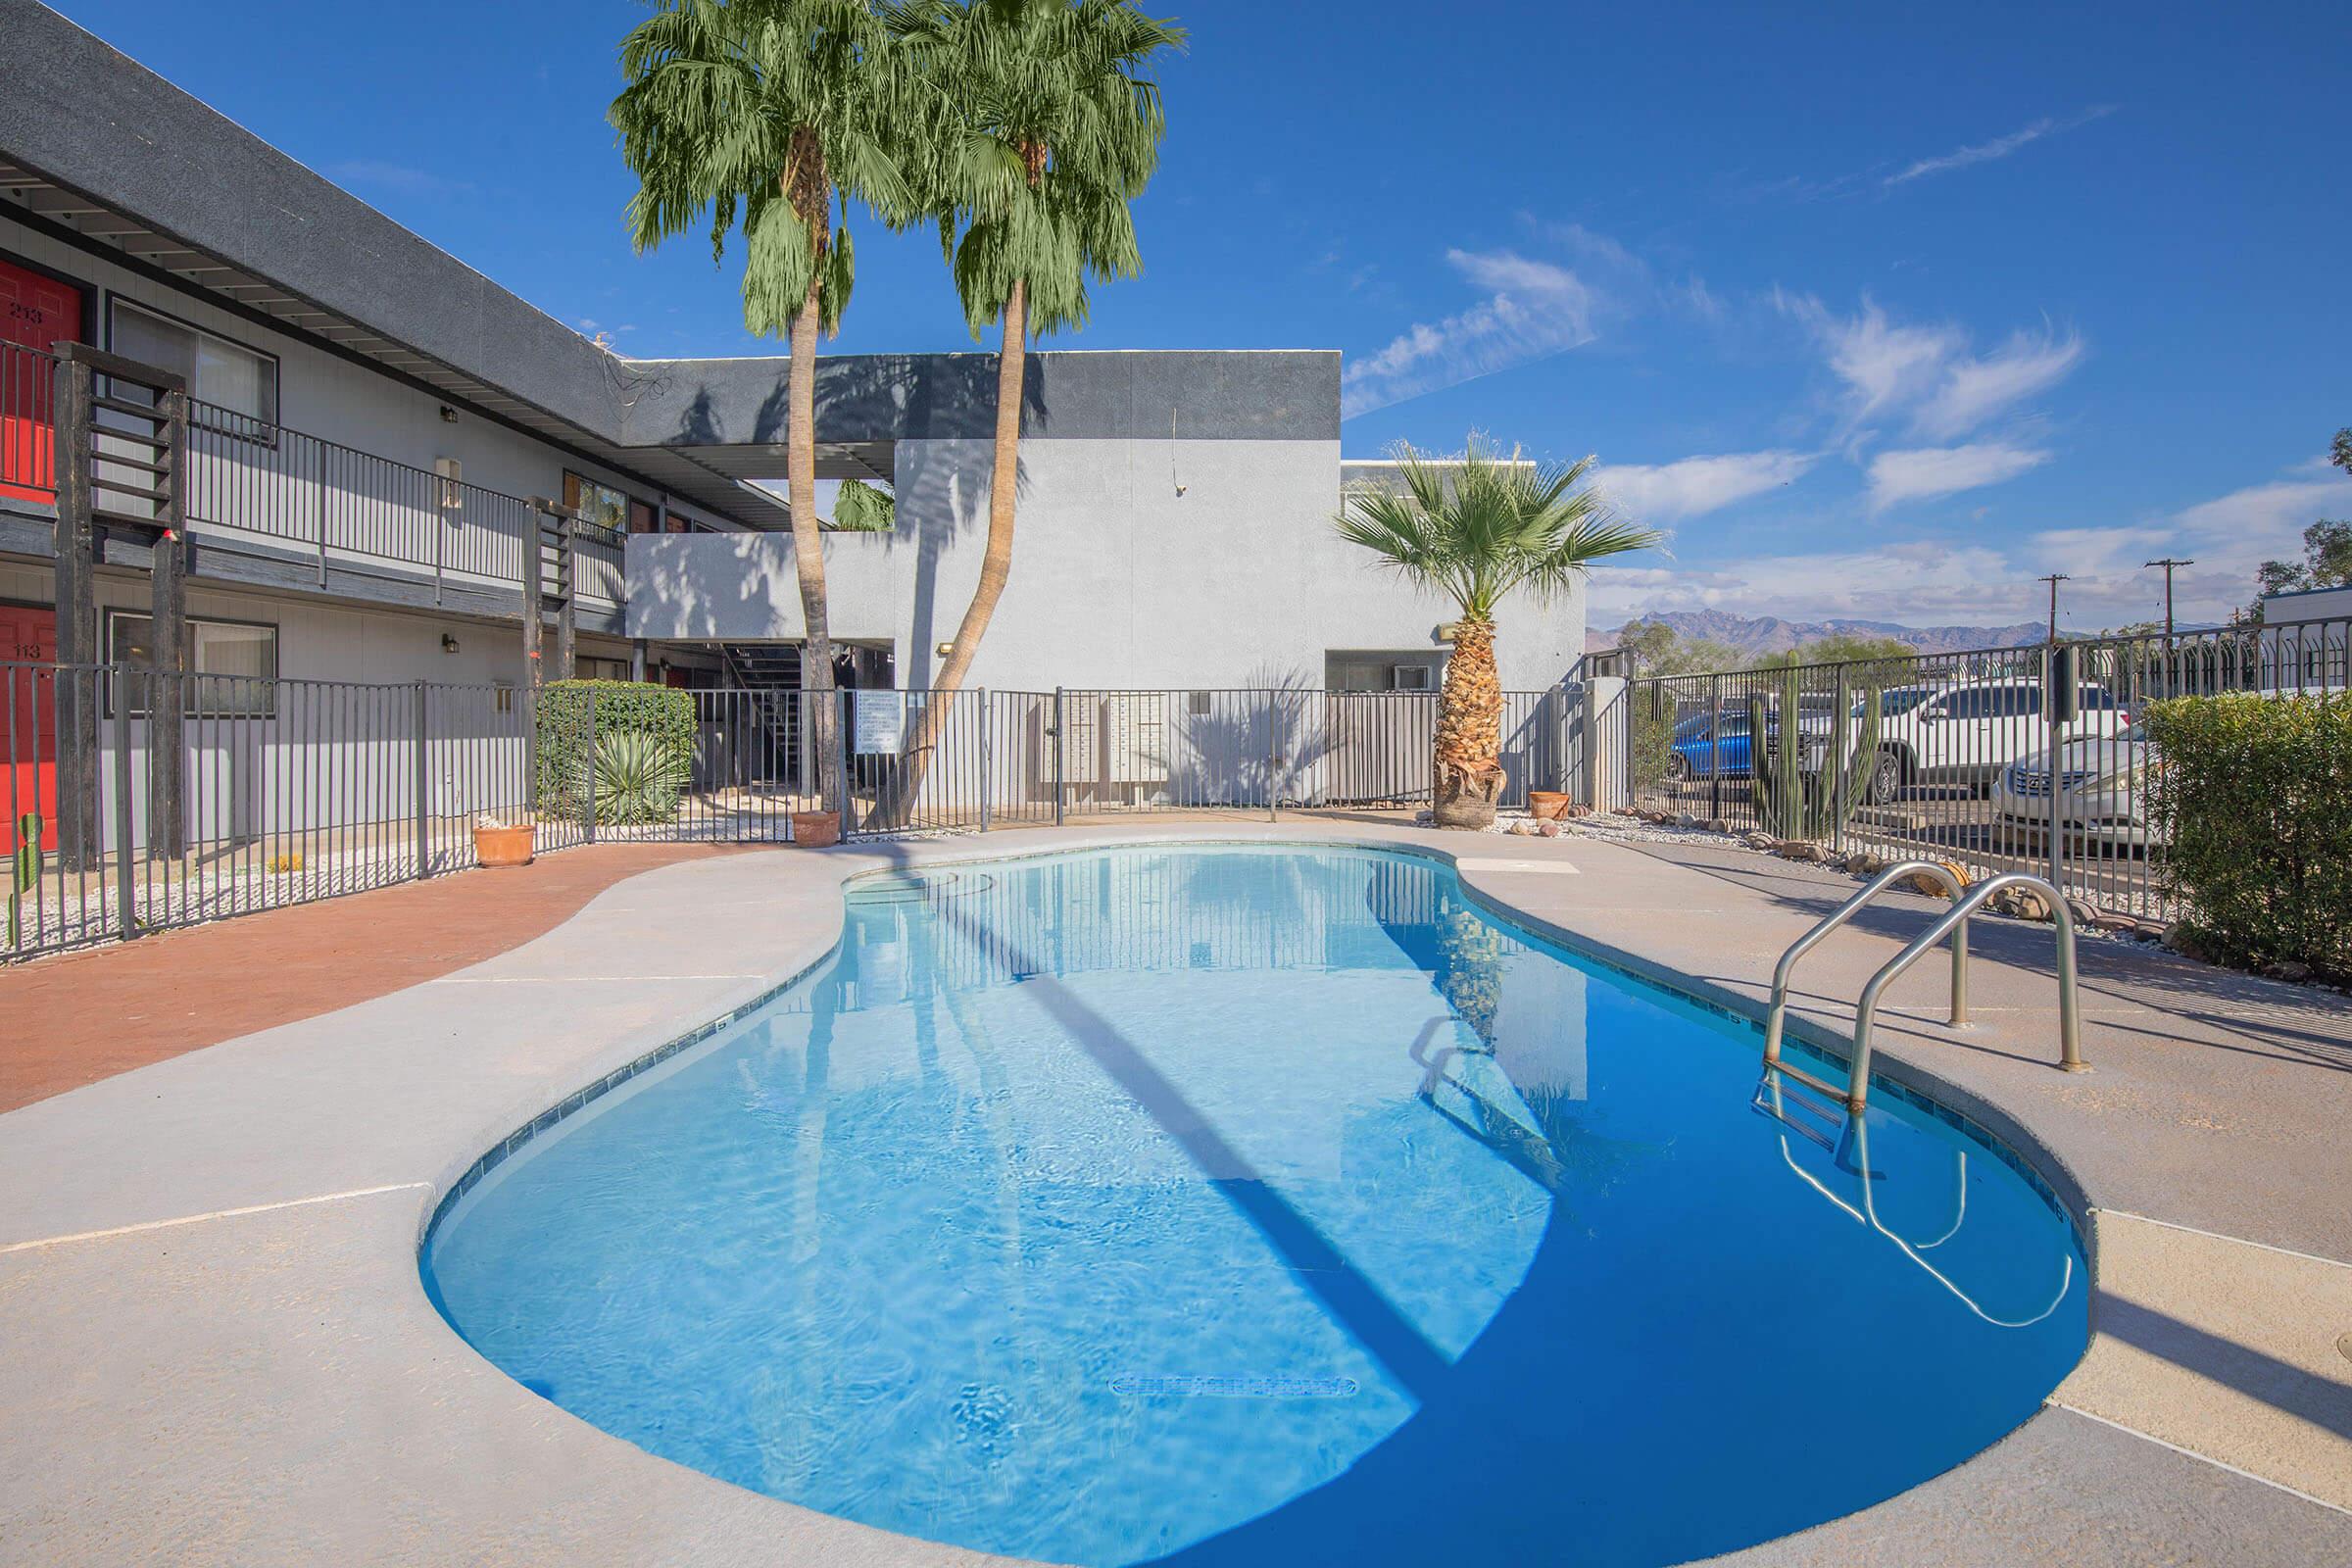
xmin=854 ymin=689 xmax=907 ymax=755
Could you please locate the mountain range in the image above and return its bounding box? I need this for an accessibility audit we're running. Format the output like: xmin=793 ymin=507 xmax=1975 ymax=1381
xmin=1588 ymin=611 xmax=2047 ymax=659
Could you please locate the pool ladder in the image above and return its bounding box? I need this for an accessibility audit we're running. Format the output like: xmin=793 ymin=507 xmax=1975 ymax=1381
xmin=1760 ymin=860 xmax=2086 ymax=1115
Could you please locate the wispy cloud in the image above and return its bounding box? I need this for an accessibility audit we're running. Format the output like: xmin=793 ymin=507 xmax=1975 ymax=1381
xmin=1911 ymin=327 xmax=2084 ymax=439
xmin=326 ymin=159 xmax=476 ymax=198
xmin=1867 ymin=443 xmax=2051 ymax=510
xmin=1885 ymin=106 xmax=2116 ymax=187
xmin=1594 ymin=450 xmax=1817 ymax=523
xmin=1783 ymin=295 xmax=1962 ymax=421
xmin=1781 ymin=294 xmax=2084 ymax=439
xmin=1341 ymin=249 xmax=1596 ymax=417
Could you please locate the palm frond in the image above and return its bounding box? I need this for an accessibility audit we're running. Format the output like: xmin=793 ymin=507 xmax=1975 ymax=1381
xmin=1335 ymin=437 xmax=1664 ymax=621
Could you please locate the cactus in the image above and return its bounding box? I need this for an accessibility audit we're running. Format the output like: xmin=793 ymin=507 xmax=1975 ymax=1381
xmin=1745 ymin=669 xmax=1882 ymax=841
xmin=8 ymin=812 xmax=41 ymax=950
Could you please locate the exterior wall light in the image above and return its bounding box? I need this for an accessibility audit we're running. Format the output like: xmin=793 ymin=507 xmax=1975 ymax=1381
xmin=1435 ymin=621 xmax=1463 ymax=644
xmin=438 ymin=405 xmax=458 ymax=423
xmin=441 ymin=633 xmax=461 ymax=654
xmin=936 ymin=642 xmax=956 ymax=657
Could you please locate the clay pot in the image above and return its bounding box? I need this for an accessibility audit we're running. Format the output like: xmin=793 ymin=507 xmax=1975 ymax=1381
xmin=1527 ymin=790 xmax=1571 ymax=821
xmin=791 ymin=810 xmax=842 ymax=849
xmin=473 ymin=824 xmax=535 ymax=868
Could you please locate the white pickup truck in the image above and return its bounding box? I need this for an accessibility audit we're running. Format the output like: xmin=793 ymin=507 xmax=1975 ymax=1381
xmin=1858 ymin=678 xmax=2131 ymax=802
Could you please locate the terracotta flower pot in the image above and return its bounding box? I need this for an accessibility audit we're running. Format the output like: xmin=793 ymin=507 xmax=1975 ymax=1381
xmin=791 ymin=810 xmax=841 ymax=849
xmin=1528 ymin=790 xmax=1571 ymax=821
xmin=473 ymin=824 xmax=535 ymax=868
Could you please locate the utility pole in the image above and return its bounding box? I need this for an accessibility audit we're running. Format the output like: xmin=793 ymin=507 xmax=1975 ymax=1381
xmin=2144 ymin=557 xmax=2194 ymax=639
xmin=2037 ymin=573 xmax=2070 ymax=644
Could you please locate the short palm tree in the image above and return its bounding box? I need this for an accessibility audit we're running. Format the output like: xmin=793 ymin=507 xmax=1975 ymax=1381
xmin=865 ymin=0 xmax=1183 ymax=826
xmin=610 ymin=0 xmax=920 ymax=810
xmin=1336 ymin=438 xmax=1661 ymax=829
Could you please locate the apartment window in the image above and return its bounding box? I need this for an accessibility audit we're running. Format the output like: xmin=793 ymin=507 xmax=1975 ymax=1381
xmin=107 ymin=298 xmax=280 ymax=428
xmin=563 ymin=470 xmax=631 ymax=534
xmin=628 ymin=498 xmax=659 ymax=534
xmin=105 ymin=611 xmax=278 ymax=716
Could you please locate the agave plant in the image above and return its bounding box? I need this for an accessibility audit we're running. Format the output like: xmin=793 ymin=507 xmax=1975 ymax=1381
xmin=8 ymin=812 xmax=40 ymax=950
xmin=578 ymin=729 xmax=690 ymax=826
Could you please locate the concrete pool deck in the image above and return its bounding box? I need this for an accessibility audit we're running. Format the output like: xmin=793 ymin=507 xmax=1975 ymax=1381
xmin=1 ymin=821 xmax=2347 ymax=1566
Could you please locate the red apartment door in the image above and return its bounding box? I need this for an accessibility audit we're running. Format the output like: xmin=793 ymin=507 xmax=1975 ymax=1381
xmin=1 ymin=257 xmax=82 ymax=504
xmin=1 ymin=603 xmax=58 ymax=852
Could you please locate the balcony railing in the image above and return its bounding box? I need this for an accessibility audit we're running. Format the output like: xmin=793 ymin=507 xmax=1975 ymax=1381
xmin=2 ymin=339 xmax=623 ymax=612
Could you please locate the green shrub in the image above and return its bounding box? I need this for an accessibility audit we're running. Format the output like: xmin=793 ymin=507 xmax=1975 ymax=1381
xmin=2143 ymin=694 xmax=2352 ymax=982
xmin=1630 ymin=686 xmax=1677 ymax=794
xmin=536 ymin=680 xmax=695 ymax=825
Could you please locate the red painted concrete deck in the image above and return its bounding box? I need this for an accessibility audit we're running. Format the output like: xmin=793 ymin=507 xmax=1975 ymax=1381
xmin=0 ymin=844 xmax=756 ymax=1114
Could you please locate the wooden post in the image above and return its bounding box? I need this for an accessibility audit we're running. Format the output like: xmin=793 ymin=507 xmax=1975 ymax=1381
xmin=146 ymin=385 xmax=189 ymax=861
xmin=555 ymin=510 xmax=577 ymax=681
xmin=51 ymin=354 xmax=99 ymax=873
xmin=521 ymin=503 xmax=544 ymax=704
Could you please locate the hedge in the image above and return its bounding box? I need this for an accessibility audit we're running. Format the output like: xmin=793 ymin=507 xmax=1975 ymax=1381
xmin=2142 ymin=693 xmax=2352 ymax=982
xmin=536 ymin=679 xmax=696 ymax=826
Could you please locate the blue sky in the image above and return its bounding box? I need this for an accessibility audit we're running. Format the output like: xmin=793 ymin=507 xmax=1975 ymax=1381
xmin=55 ymin=0 xmax=2352 ymax=630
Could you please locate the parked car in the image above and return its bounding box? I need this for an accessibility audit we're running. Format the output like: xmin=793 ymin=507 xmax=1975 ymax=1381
xmin=1668 ymin=710 xmax=1751 ymax=779
xmin=1990 ymin=723 xmax=2165 ymax=854
xmin=1860 ymin=678 xmax=2130 ymax=803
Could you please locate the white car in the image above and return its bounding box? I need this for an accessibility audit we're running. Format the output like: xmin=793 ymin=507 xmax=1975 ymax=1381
xmin=1861 ymin=678 xmax=2131 ymax=803
xmin=1990 ymin=724 xmax=2164 ymax=854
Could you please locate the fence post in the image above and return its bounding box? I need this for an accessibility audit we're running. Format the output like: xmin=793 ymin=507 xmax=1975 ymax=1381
xmin=52 ymin=355 xmax=98 ymax=873
xmin=112 ymin=672 xmax=137 ymax=940
xmin=978 ymin=688 xmax=992 ymax=833
xmin=1267 ymin=691 xmax=1280 ymax=822
xmin=1708 ymin=673 xmax=1723 ymax=818
xmin=2044 ymin=645 xmax=2066 ymax=903
xmin=584 ymin=691 xmax=598 ymax=845
xmin=1053 ymin=687 xmax=1066 ymax=827
xmin=836 ymin=688 xmax=853 ymax=836
xmin=413 ymin=681 xmax=430 ymax=878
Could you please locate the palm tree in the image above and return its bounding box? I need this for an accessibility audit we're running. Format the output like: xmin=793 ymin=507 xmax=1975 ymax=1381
xmin=865 ymin=0 xmax=1183 ymax=827
xmin=611 ymin=0 xmax=919 ymax=811
xmin=1336 ymin=438 xmax=1661 ymax=830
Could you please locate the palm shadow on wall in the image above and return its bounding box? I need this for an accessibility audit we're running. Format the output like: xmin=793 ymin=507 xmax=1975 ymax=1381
xmin=1154 ymin=667 xmax=1340 ymax=808
xmin=812 ymin=356 xmax=1047 ymax=691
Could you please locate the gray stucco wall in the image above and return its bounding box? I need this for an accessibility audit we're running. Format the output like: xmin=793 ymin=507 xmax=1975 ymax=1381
xmin=628 ymin=436 xmax=1589 ymax=693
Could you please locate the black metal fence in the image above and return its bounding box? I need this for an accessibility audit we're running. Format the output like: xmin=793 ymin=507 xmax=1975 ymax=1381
xmin=21 ymin=627 xmax=2335 ymax=958
xmin=1619 ymin=617 xmax=2351 ymax=922
xmin=0 ymin=668 xmax=1590 ymax=958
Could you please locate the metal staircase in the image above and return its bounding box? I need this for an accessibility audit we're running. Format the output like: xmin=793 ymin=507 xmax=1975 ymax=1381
xmin=720 ymin=644 xmax=805 ymax=786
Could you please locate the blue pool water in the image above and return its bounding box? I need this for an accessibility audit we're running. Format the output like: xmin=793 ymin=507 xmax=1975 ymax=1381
xmin=422 ymin=845 xmax=2087 ymax=1567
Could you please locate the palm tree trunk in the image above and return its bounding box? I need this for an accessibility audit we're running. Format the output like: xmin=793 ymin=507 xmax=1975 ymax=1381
xmin=787 ymin=276 xmax=839 ymax=814
xmin=781 ymin=132 xmax=839 ymax=816
xmin=864 ymin=277 xmax=1026 ymax=828
xmin=1433 ymin=615 xmax=1505 ymax=829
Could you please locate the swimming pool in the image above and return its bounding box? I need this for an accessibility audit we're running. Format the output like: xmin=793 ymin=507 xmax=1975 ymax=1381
xmin=422 ymin=843 xmax=2087 ymax=1567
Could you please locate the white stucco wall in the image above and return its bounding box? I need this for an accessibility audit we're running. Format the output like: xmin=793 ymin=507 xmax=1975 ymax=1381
xmin=627 ymin=436 xmax=1590 ymax=693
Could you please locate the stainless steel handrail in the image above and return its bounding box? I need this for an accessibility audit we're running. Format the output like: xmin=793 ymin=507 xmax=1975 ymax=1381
xmin=1762 ymin=860 xmax=1969 ymax=1109
xmin=1847 ymin=872 xmax=2085 ymax=1111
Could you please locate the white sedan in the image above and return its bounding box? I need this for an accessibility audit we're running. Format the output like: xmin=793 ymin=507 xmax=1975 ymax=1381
xmin=1990 ymin=724 xmax=2164 ymax=855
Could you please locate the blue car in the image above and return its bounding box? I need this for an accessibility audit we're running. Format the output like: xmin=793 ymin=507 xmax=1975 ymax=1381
xmin=1669 ymin=711 xmax=1751 ymax=779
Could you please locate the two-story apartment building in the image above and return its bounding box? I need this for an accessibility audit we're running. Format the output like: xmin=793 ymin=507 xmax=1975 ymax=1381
xmin=2 ymin=0 xmax=1594 ymax=712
